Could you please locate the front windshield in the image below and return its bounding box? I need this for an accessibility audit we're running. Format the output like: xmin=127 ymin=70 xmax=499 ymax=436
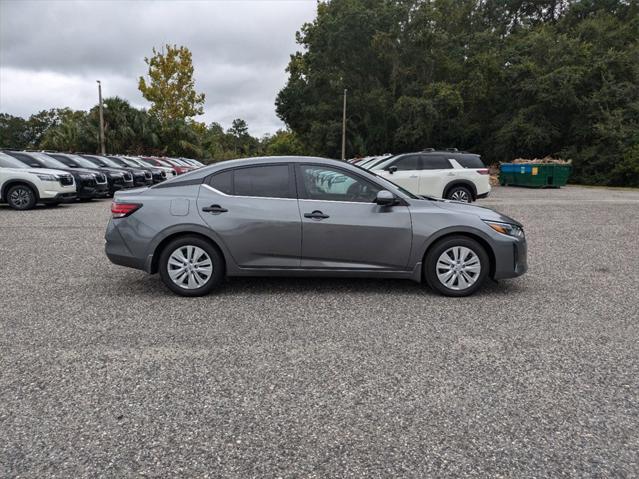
xmin=67 ymin=154 xmax=99 ymax=169
xmin=31 ymin=152 xmax=68 ymax=169
xmin=121 ymin=158 xmax=143 ymax=168
xmin=0 ymin=152 xmax=27 ymax=168
xmin=98 ymin=156 xmax=122 ymax=168
xmin=108 ymin=157 xmax=128 ymax=167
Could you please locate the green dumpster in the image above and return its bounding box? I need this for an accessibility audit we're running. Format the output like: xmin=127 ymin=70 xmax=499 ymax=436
xmin=499 ymin=163 xmax=571 ymax=188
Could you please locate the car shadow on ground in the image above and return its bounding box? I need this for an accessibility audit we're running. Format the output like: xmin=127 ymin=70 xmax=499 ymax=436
xmin=0 ymin=203 xmax=76 ymax=211
xmin=114 ymin=272 xmax=525 ymax=298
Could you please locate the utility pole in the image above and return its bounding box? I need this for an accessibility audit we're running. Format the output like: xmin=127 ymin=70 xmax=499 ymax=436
xmin=97 ymin=80 xmax=106 ymax=155
xmin=341 ymin=88 xmax=347 ymax=161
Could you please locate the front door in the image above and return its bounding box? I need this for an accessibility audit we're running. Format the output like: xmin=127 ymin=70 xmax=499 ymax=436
xmin=377 ymin=154 xmax=421 ymax=194
xmin=296 ymin=164 xmax=412 ymax=270
xmin=197 ymin=164 xmax=301 ymax=268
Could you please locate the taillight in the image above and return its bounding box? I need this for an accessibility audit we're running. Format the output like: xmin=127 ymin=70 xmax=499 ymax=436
xmin=477 ymin=169 xmax=489 ymax=175
xmin=111 ymin=202 xmax=142 ymax=218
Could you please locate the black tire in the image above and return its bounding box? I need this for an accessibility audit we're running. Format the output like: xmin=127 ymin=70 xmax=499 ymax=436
xmin=7 ymin=184 xmax=37 ymax=210
xmin=446 ymin=185 xmax=473 ymax=203
xmin=424 ymin=236 xmax=489 ymax=297
xmin=158 ymin=235 xmax=225 ymax=297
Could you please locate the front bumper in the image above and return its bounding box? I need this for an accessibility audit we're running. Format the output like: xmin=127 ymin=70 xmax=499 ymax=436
xmin=492 ymin=236 xmax=528 ymax=280
xmin=77 ymin=181 xmax=109 ymax=199
xmin=41 ymin=192 xmax=77 ymax=204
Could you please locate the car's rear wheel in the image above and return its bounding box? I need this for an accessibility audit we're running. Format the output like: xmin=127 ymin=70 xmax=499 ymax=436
xmin=7 ymin=184 xmax=37 ymax=210
xmin=425 ymin=236 xmax=489 ymax=297
xmin=159 ymin=236 xmax=224 ymax=296
xmin=446 ymin=186 xmax=472 ymax=203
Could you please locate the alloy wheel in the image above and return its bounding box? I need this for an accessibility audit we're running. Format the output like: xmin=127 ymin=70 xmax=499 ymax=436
xmin=450 ymin=189 xmax=470 ymax=202
xmin=9 ymin=187 xmax=32 ymax=208
xmin=167 ymin=245 xmax=213 ymax=289
xmin=436 ymin=246 xmax=481 ymax=291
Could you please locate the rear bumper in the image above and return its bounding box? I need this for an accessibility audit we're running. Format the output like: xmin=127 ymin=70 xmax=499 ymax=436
xmin=104 ymin=219 xmax=148 ymax=271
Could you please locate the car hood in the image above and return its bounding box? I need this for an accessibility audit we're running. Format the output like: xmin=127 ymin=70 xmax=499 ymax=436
xmin=431 ymin=199 xmax=522 ymax=226
xmin=25 ymin=168 xmax=74 ymax=176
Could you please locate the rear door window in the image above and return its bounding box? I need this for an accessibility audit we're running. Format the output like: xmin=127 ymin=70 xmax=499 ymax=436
xmin=210 ymin=165 xmax=293 ymax=198
xmin=421 ymin=155 xmax=452 ymax=170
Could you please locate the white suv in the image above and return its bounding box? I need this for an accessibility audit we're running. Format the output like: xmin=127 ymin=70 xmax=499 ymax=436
xmin=368 ymin=150 xmax=491 ymax=202
xmin=0 ymin=152 xmax=76 ymax=210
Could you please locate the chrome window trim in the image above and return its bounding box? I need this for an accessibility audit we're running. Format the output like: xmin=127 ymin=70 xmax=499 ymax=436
xmin=201 ymin=183 xmax=297 ymax=201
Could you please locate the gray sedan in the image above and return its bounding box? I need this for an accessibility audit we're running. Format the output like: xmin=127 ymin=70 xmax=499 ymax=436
xmin=105 ymin=156 xmax=527 ymax=296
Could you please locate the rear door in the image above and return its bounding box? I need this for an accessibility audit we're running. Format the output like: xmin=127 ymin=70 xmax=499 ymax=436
xmin=197 ymin=164 xmax=302 ymax=268
xmin=296 ymin=164 xmax=412 ymax=270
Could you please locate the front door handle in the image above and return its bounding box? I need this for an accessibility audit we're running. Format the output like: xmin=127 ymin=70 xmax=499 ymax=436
xmin=202 ymin=204 xmax=228 ymax=214
xmin=304 ymin=210 xmax=330 ymax=220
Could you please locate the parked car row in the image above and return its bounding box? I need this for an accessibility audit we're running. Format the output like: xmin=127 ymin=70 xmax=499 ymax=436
xmin=0 ymin=150 xmax=205 ymax=210
xmin=349 ymin=149 xmax=491 ymax=202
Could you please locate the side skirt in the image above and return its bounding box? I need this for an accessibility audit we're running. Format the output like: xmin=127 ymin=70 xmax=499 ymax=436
xmin=228 ymin=262 xmax=423 ymax=283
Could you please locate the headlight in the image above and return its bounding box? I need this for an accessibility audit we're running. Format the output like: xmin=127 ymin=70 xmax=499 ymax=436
xmin=36 ymin=174 xmax=57 ymax=181
xmin=484 ymin=220 xmax=525 ymax=238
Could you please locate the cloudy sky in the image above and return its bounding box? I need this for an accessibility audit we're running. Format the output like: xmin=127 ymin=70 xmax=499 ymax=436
xmin=0 ymin=0 xmax=317 ymax=135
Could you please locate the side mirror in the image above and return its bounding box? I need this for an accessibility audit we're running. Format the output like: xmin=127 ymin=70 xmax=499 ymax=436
xmin=388 ymin=165 xmax=398 ymax=174
xmin=375 ymin=190 xmax=396 ymax=206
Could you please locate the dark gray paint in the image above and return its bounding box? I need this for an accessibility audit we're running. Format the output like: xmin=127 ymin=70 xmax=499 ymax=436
xmin=105 ymin=156 xmax=527 ymax=282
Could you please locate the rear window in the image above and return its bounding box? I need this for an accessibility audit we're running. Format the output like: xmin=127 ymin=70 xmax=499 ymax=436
xmin=208 ymin=170 xmax=233 ymax=195
xmin=456 ymin=155 xmax=485 ymax=169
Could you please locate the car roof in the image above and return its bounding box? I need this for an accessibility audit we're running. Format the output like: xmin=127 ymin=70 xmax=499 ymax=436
xmin=159 ymin=156 xmax=387 ymax=185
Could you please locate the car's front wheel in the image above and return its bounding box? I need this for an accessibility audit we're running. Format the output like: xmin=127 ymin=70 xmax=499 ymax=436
xmin=446 ymin=185 xmax=472 ymax=203
xmin=7 ymin=184 xmax=37 ymax=210
xmin=425 ymin=236 xmax=489 ymax=297
xmin=159 ymin=235 xmax=225 ymax=296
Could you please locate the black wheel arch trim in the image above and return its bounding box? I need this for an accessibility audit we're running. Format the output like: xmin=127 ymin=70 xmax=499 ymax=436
xmin=1 ymin=179 xmax=40 ymax=202
xmin=443 ymin=180 xmax=477 ymax=199
xmin=145 ymin=223 xmax=233 ymax=274
xmin=418 ymin=226 xmax=497 ymax=278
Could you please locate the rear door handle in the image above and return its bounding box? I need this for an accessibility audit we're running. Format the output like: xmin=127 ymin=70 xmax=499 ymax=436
xmin=202 ymin=204 xmax=228 ymax=214
xmin=304 ymin=210 xmax=330 ymax=220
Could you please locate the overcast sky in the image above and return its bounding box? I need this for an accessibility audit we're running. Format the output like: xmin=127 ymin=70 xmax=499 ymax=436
xmin=0 ymin=0 xmax=317 ymax=136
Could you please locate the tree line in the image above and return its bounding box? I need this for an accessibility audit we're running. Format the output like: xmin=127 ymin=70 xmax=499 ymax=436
xmin=1 ymin=0 xmax=638 ymax=185
xmin=0 ymin=101 xmax=304 ymax=161
xmin=277 ymin=0 xmax=639 ymax=186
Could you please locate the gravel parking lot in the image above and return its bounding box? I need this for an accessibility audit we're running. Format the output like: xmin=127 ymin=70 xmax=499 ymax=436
xmin=1 ymin=186 xmax=638 ymax=477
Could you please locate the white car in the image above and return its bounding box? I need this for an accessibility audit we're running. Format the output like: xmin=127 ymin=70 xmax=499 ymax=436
xmin=0 ymin=152 xmax=76 ymax=209
xmin=370 ymin=150 xmax=491 ymax=202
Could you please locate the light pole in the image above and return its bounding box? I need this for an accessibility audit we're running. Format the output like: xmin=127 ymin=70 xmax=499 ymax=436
xmin=341 ymin=88 xmax=347 ymax=161
xmin=97 ymin=80 xmax=106 ymax=155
